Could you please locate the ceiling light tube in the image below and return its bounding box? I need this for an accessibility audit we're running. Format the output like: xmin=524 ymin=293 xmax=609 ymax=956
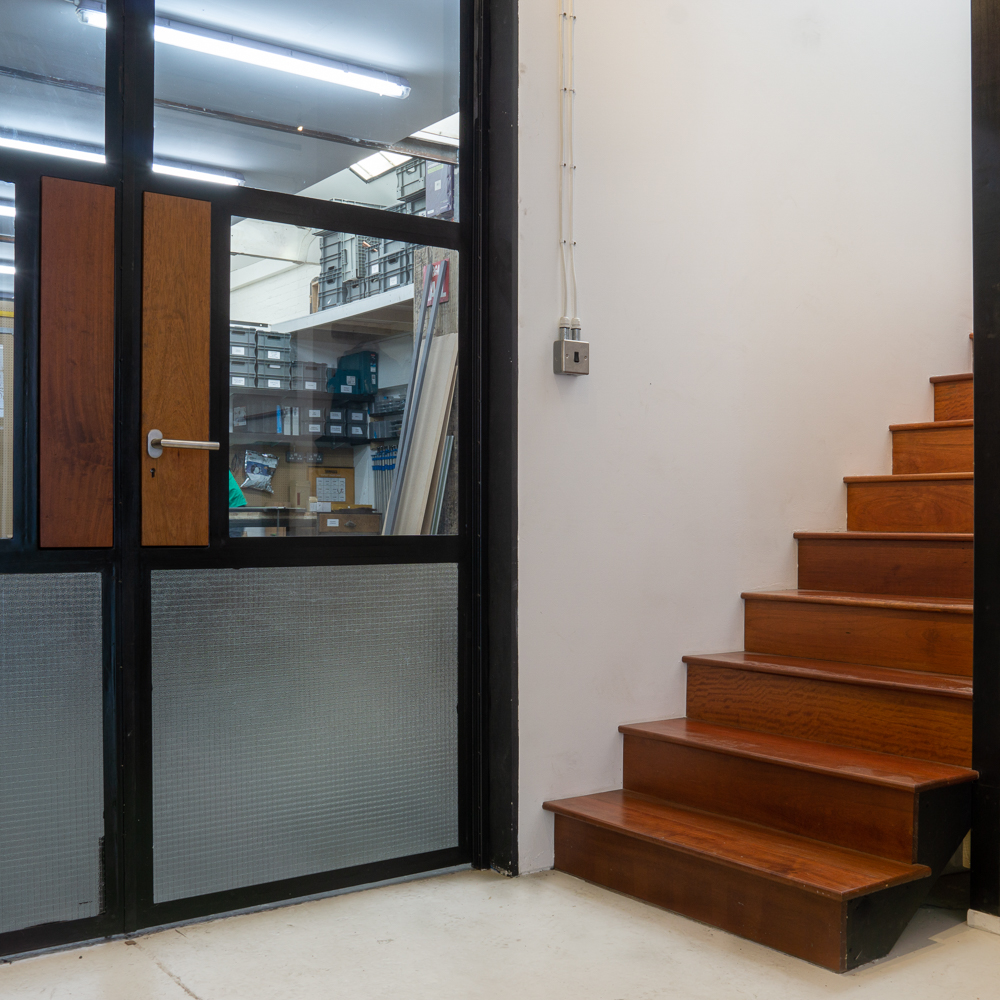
xmin=0 ymin=134 xmax=104 ymax=164
xmin=152 ymin=162 xmax=244 ymax=186
xmin=0 ymin=265 xmax=14 ymax=276
xmin=0 ymin=129 xmax=243 ymax=186
xmin=76 ymin=3 xmax=410 ymax=98
xmin=0 ymin=205 xmax=14 ymax=218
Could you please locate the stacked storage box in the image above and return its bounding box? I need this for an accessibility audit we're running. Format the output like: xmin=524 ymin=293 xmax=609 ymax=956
xmin=290 ymin=361 xmax=328 ymax=392
xmin=229 ymin=327 xmax=257 ymax=387
xmin=255 ymin=331 xmax=292 ymax=389
xmin=346 ymin=403 xmax=368 ymax=443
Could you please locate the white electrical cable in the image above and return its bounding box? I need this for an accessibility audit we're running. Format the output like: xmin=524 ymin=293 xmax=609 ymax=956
xmin=558 ymin=0 xmax=580 ymax=339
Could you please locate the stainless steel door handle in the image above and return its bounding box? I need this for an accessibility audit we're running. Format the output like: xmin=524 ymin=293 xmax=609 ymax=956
xmin=147 ymin=428 xmax=220 ymax=458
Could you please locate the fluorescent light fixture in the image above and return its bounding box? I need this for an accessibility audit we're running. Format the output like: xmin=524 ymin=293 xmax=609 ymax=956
xmin=76 ymin=5 xmax=106 ymax=28
xmin=0 ymin=128 xmax=244 ymax=186
xmin=0 ymin=265 xmax=14 ymax=276
xmin=152 ymin=162 xmax=244 ymax=186
xmin=0 ymin=135 xmax=104 ymax=163
xmin=0 ymin=205 xmax=14 ymax=218
xmin=350 ymin=150 xmax=412 ymax=182
xmin=77 ymin=2 xmax=410 ymax=98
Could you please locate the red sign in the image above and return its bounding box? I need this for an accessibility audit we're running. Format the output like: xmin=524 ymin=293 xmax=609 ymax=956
xmin=422 ymin=261 xmax=450 ymax=305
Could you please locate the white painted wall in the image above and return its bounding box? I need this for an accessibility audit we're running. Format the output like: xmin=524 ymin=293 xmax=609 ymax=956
xmin=517 ymin=0 xmax=973 ymax=872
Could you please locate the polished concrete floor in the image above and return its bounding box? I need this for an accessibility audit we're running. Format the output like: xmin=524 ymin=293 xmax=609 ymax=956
xmin=1 ymin=869 xmax=998 ymax=999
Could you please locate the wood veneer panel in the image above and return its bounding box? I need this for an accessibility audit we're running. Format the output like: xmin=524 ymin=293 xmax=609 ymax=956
xmin=39 ymin=177 xmax=115 ymax=548
xmin=685 ymin=662 xmax=972 ymax=765
xmin=141 ymin=193 xmax=211 ymax=547
xmin=622 ymin=733 xmax=918 ymax=862
xmin=795 ymin=532 xmax=973 ymax=598
xmin=743 ymin=593 xmax=971 ymax=675
xmin=890 ymin=421 xmax=973 ymax=474
xmin=931 ymin=374 xmax=973 ymax=421
xmin=844 ymin=475 xmax=973 ymax=532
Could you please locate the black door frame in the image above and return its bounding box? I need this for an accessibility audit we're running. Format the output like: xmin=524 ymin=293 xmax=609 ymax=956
xmin=972 ymin=0 xmax=1000 ymax=920
xmin=0 ymin=0 xmax=516 ymax=956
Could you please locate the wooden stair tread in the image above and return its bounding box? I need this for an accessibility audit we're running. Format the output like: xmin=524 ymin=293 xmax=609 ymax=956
xmin=740 ymin=588 xmax=972 ymax=614
xmin=888 ymin=419 xmax=973 ymax=432
xmin=682 ymin=650 xmax=972 ymax=699
xmin=543 ymin=790 xmax=929 ymax=899
xmin=617 ymin=717 xmax=976 ymax=790
xmin=793 ymin=531 xmax=972 ymax=542
xmin=929 ymin=373 xmax=973 ymax=383
xmin=844 ymin=472 xmax=972 ymax=483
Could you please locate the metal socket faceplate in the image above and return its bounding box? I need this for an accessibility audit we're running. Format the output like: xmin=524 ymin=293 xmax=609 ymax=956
xmin=554 ymin=338 xmax=590 ymax=375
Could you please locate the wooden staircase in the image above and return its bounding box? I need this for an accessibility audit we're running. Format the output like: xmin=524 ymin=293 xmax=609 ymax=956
xmin=544 ymin=370 xmax=976 ymax=972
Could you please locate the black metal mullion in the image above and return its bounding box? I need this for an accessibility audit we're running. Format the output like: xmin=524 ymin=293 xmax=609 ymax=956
xmin=117 ymin=0 xmax=156 ymax=934
xmin=972 ymin=0 xmax=1000 ymax=920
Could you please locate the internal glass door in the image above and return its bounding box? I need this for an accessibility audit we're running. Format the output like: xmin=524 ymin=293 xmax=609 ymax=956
xmin=0 ymin=0 xmax=479 ymax=953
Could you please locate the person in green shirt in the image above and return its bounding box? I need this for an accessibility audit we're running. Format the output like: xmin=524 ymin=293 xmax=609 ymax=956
xmin=228 ymin=469 xmax=247 ymax=508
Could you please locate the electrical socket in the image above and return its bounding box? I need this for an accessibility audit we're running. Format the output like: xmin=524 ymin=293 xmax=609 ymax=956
xmin=553 ymin=338 xmax=590 ymax=375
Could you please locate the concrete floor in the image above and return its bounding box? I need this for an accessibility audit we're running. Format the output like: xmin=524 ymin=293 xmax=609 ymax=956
xmin=1 ymin=869 xmax=998 ymax=999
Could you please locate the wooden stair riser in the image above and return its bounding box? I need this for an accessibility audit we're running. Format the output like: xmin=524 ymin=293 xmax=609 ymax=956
xmin=686 ymin=663 xmax=972 ymax=766
xmin=743 ymin=598 xmax=971 ymax=675
xmin=796 ymin=536 xmax=972 ymax=599
xmin=622 ymin=734 xmax=918 ymax=862
xmin=846 ymin=479 xmax=972 ymax=532
xmin=933 ymin=377 xmax=973 ymax=421
xmin=552 ymin=814 xmax=926 ymax=972
xmin=891 ymin=424 xmax=973 ymax=475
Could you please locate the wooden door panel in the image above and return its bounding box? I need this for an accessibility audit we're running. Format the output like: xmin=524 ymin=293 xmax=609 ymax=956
xmin=141 ymin=193 xmax=211 ymax=547
xmin=39 ymin=177 xmax=116 ymax=548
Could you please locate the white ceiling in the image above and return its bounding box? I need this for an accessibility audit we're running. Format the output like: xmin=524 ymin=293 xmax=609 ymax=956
xmin=0 ymin=0 xmax=459 ymax=193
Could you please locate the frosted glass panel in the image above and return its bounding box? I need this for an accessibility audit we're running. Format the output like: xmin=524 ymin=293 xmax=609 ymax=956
xmin=151 ymin=563 xmax=458 ymax=903
xmin=0 ymin=573 xmax=104 ymax=934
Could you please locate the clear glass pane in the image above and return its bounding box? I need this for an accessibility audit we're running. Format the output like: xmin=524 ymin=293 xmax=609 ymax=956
xmin=0 ymin=1 xmax=106 ymax=164
xmin=151 ymin=564 xmax=458 ymax=902
xmin=229 ymin=216 xmax=458 ymax=538
xmin=0 ymin=573 xmax=104 ymax=933
xmin=0 ymin=180 xmax=13 ymax=539
xmin=152 ymin=1 xmax=458 ymax=212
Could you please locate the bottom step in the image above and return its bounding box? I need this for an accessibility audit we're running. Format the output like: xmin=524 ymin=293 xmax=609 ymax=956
xmin=544 ymin=790 xmax=932 ymax=972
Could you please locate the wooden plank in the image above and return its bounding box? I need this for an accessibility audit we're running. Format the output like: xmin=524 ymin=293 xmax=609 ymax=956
xmin=391 ymin=330 xmax=458 ymax=535
xmin=795 ymin=532 xmax=973 ymax=598
xmin=743 ymin=593 xmax=972 ymax=675
xmin=844 ymin=474 xmax=973 ymax=532
xmin=39 ymin=177 xmax=115 ymax=548
xmin=931 ymin=374 xmax=973 ymax=421
xmin=890 ymin=420 xmax=973 ymax=474
xmin=685 ymin=661 xmax=972 ymax=766
xmin=141 ymin=193 xmax=211 ymax=547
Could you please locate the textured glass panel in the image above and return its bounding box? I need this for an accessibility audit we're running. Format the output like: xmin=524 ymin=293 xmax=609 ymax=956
xmin=151 ymin=563 xmax=458 ymax=903
xmin=0 ymin=0 xmax=106 ymax=163
xmin=228 ymin=219 xmax=458 ymax=537
xmin=0 ymin=573 xmax=104 ymax=934
xmin=153 ymin=0 xmax=459 ymax=207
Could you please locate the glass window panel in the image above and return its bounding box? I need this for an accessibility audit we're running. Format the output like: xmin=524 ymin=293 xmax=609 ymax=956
xmin=0 ymin=180 xmax=13 ymax=539
xmin=151 ymin=564 xmax=458 ymax=903
xmin=229 ymin=217 xmax=458 ymax=538
xmin=153 ymin=0 xmax=458 ymax=214
xmin=0 ymin=572 xmax=104 ymax=933
xmin=0 ymin=0 xmax=106 ymax=164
